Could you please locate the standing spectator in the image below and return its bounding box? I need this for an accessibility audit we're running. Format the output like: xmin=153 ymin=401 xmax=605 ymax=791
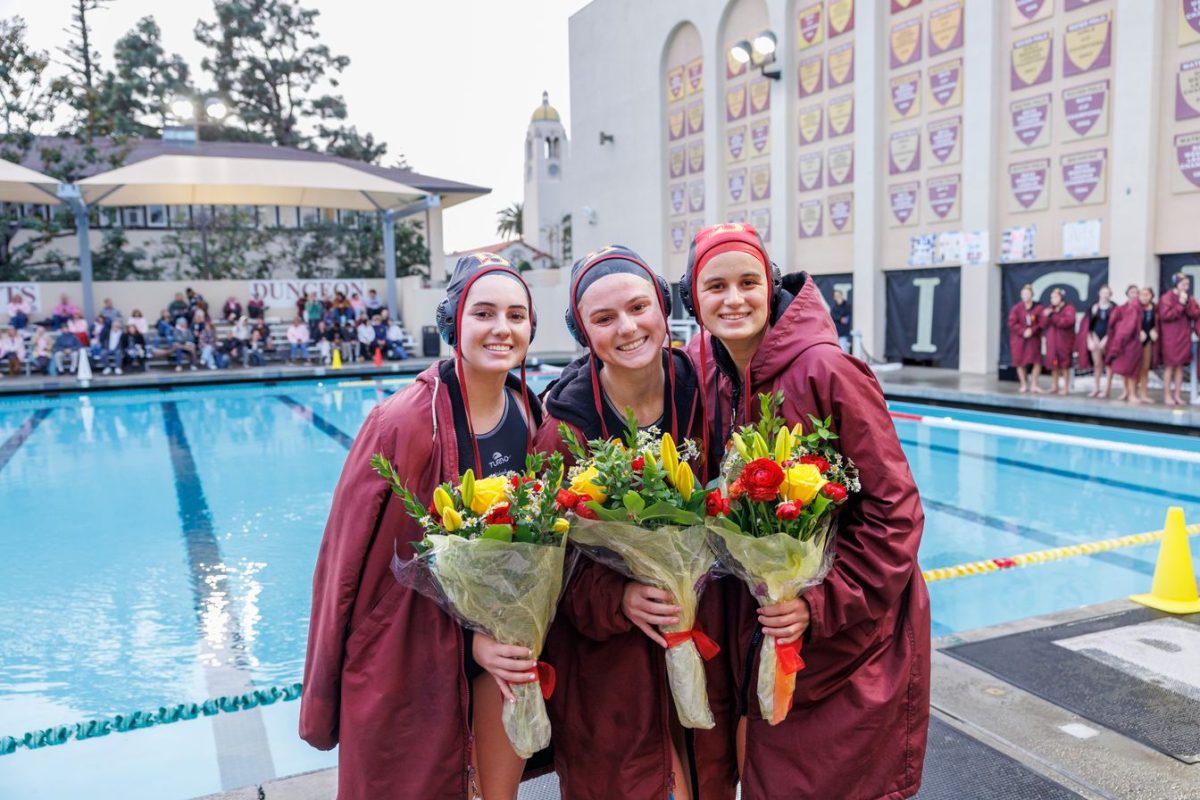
xmin=831 ymin=289 xmax=852 ymax=353
xmin=1007 ymin=284 xmax=1044 ymax=393
xmin=334 ymin=322 xmax=355 ymax=364
xmin=198 ymin=322 xmax=220 ymax=369
xmin=128 ymin=309 xmax=149 ymax=335
xmin=295 ymin=292 xmax=309 ymax=319
xmin=287 ymin=317 xmax=312 ymax=363
xmin=100 ymin=319 xmax=127 ymax=375
xmin=364 ymin=288 xmax=384 ymax=315
xmin=168 ymin=293 xmax=190 ymax=323
xmin=1136 ymin=287 xmax=1160 ymax=404
xmin=385 ymin=318 xmax=409 ymax=360
xmin=67 ymin=311 xmax=90 ymax=346
xmin=0 ymin=325 xmax=24 ymax=376
xmin=233 ymin=315 xmax=252 ymax=344
xmin=349 ymin=291 xmax=366 ymax=318
xmin=185 ymin=287 xmax=207 ymax=315
xmin=318 ymin=288 xmax=333 ymax=312
xmin=305 ymin=293 xmax=323 ymax=334
xmin=1080 ymin=285 xmax=1115 ymax=398
xmin=173 ymin=318 xmax=198 ymax=371
xmin=30 ymin=326 xmax=52 ymax=374
xmin=1158 ymin=273 xmax=1200 ymax=406
xmin=355 ymin=317 xmax=376 ymax=360
xmin=1041 ymin=287 xmax=1077 ymax=396
xmin=246 ymin=329 xmax=267 ymax=366
xmin=222 ymin=296 xmax=243 ymax=323
xmin=6 ymin=294 xmax=30 ymax=330
xmin=124 ymin=324 xmax=147 ymax=371
xmin=52 ymin=326 xmax=82 ymax=374
xmin=332 ymin=292 xmax=352 ymax=325
xmin=99 ymin=298 xmax=122 ymax=325
xmin=314 ymin=321 xmax=334 ymax=364
xmin=52 ymin=294 xmax=80 ymax=327
xmin=247 ymin=295 xmax=266 ymax=320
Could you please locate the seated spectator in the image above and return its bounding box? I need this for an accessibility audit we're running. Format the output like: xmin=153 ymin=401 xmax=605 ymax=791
xmin=365 ymin=288 xmax=384 ymax=315
xmin=128 ymin=309 xmax=149 ymax=335
xmin=356 ymin=317 xmax=376 ymax=360
xmin=185 ymin=287 xmax=207 ymax=315
xmin=123 ymin=325 xmax=147 ymax=371
xmin=246 ymin=329 xmax=267 ymax=367
xmin=222 ymin=296 xmax=243 ymax=323
xmin=385 ymin=319 xmax=409 ymax=361
xmin=247 ymin=295 xmax=266 ymax=320
xmin=150 ymin=321 xmax=177 ymax=365
xmin=198 ymin=321 xmax=220 ymax=370
xmin=319 ymin=288 xmax=333 ymax=312
xmin=371 ymin=314 xmax=388 ymax=347
xmin=233 ymin=315 xmax=252 ymax=343
xmin=173 ymin=318 xmax=198 ymax=371
xmin=6 ymin=295 xmax=30 ymax=330
xmin=332 ymin=292 xmax=352 ymax=325
xmin=220 ymin=327 xmax=244 ymax=367
xmin=90 ymin=314 xmax=108 ymax=358
xmin=314 ymin=320 xmax=334 ymax=365
xmin=0 ymin=325 xmax=24 ymax=376
xmin=100 ymin=298 xmax=122 ymax=325
xmin=100 ymin=319 xmax=127 ymax=375
xmin=334 ymin=322 xmax=356 ymax=364
xmin=349 ymin=292 xmax=366 ymax=319
xmin=52 ymin=294 xmax=80 ymax=328
xmin=155 ymin=310 xmax=175 ymax=339
xmin=30 ymin=326 xmax=52 ymax=374
xmin=251 ymin=319 xmax=273 ymax=356
xmin=52 ymin=326 xmax=82 ymax=374
xmin=168 ymin=293 xmax=190 ymax=323
xmin=191 ymin=306 xmax=209 ymax=337
xmin=67 ymin=311 xmax=90 ymax=346
xmin=287 ymin=317 xmax=312 ymax=364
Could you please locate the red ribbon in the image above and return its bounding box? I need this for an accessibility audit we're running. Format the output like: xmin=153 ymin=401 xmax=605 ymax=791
xmin=775 ymin=638 xmax=805 ymax=675
xmin=663 ymin=628 xmax=722 ymax=661
xmin=528 ymin=661 xmax=556 ymax=700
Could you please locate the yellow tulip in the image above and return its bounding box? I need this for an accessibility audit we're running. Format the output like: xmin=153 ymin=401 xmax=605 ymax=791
xmin=568 ymin=465 xmax=608 ymax=503
xmin=552 ymin=517 xmax=570 ymax=535
xmin=749 ymin=432 xmax=770 ymax=460
xmin=643 ymin=450 xmax=658 ymax=470
xmin=781 ymin=463 xmax=827 ymax=505
xmin=469 ymin=476 xmax=510 ymax=515
xmin=773 ymin=427 xmax=792 ymax=463
xmin=660 ymin=434 xmax=680 ymax=483
xmin=441 ymin=506 xmax=464 ymax=531
xmin=731 ymin=432 xmax=750 ymax=460
xmin=675 ymin=462 xmax=695 ymax=501
xmin=433 ymin=486 xmax=454 ymax=516
xmin=461 ymin=469 xmax=476 ymax=508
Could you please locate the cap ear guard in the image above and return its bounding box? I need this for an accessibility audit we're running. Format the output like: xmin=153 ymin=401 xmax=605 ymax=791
xmin=435 ymin=297 xmax=456 ymax=346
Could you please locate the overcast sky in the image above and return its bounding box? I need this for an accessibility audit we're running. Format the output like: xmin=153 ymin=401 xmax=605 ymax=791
xmin=6 ymin=0 xmax=591 ymax=252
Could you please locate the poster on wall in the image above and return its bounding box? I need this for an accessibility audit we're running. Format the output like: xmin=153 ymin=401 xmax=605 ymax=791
xmin=668 ymin=109 xmax=685 ymax=140
xmin=927 ymin=1 xmax=965 ymax=56
xmin=688 ymin=181 xmax=705 ymax=214
xmin=670 ymin=183 xmax=686 ymax=216
xmin=727 ymin=168 xmax=747 ymax=204
xmin=750 ymin=207 xmax=772 ymax=242
xmin=799 ymin=103 xmax=825 ymax=144
xmin=909 ymin=234 xmax=935 ymax=267
xmin=1177 ymin=59 xmax=1200 ymax=121
xmin=687 ymin=58 xmax=704 ymax=94
xmin=890 ymin=18 xmax=922 ymax=68
xmin=749 ymin=79 xmax=771 ymax=115
xmin=1063 ymin=14 xmax=1112 ymax=77
xmin=750 ymin=164 xmax=771 ymax=202
xmin=687 ymin=101 xmax=704 ymax=135
xmin=0 ymin=283 xmax=40 ymax=312
xmin=751 ymin=120 xmax=771 ymax=157
xmin=1062 ymin=219 xmax=1102 ymax=258
xmin=1009 ymin=93 xmax=1052 ymax=149
xmin=727 ymin=126 xmax=747 ymax=162
xmin=889 ymin=181 xmax=921 ymax=226
xmin=829 ymin=192 xmax=854 ymax=233
xmin=727 ymin=209 xmax=748 ymax=224
xmin=797 ymin=3 xmax=825 ymax=50
xmin=688 ymin=140 xmax=705 ymax=173
xmin=890 ymin=71 xmax=922 ymax=120
xmin=927 ymin=116 xmax=962 ymax=164
xmin=670 ymin=222 xmax=687 ymax=252
xmin=1012 ymin=0 xmax=1053 ymax=27
xmin=892 ymin=0 xmax=922 ymax=12
xmin=827 ymin=94 xmax=855 ymax=137
xmin=725 ymin=86 xmax=746 ymax=121
xmin=935 ymin=231 xmax=965 ymax=264
xmin=798 ymin=198 xmax=824 ymax=237
xmin=928 ymin=58 xmax=963 ymax=109
xmin=828 ymin=144 xmax=855 ymax=185
xmin=997 ymin=257 xmax=1108 ymax=367
xmin=1060 ymin=148 xmax=1107 ymax=206
xmin=965 ymin=230 xmax=990 ymax=265
xmin=669 ymin=146 xmax=686 ymax=178
xmin=667 ymin=67 xmax=685 ymax=103
xmin=798 ymin=151 xmax=825 ymax=192
xmin=927 ymin=173 xmax=962 ymax=220
xmin=1062 ymin=80 xmax=1109 ymax=140
xmin=1009 ymin=157 xmax=1051 ymax=211
xmin=889 ymin=128 xmax=922 ymax=174
xmin=885 ymin=267 xmax=961 ymax=368
xmin=1174 ymin=131 xmax=1200 ymax=193
xmin=828 ymin=42 xmax=855 ymax=87
xmin=1182 ymin=0 xmax=1200 ymax=46
xmin=829 ymin=0 xmax=855 ymax=37
xmin=1011 ymin=31 xmax=1053 ymax=90
xmin=798 ymin=54 xmax=824 ymax=98
xmin=1000 ymin=224 xmax=1037 ymax=262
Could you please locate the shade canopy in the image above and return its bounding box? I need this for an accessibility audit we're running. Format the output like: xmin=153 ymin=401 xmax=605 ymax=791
xmin=0 ymin=159 xmax=61 ymax=204
xmin=76 ymin=154 xmax=427 ymax=210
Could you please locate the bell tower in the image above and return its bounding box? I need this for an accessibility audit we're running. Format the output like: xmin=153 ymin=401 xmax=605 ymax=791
xmin=523 ymin=91 xmax=569 ymax=260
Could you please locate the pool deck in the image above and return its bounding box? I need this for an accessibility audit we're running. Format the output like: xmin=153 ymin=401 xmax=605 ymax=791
xmin=197 ymin=599 xmax=1200 ymax=800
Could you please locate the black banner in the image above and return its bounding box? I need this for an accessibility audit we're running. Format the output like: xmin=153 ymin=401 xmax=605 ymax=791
xmin=885 ymin=267 xmax=961 ymax=368
xmin=998 ymin=259 xmax=1107 ymax=368
xmin=1160 ymin=253 xmax=1200 ymax=295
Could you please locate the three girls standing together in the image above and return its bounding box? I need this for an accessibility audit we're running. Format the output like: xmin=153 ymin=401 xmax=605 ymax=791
xmin=1008 ymin=274 xmax=1200 ymax=404
xmin=301 ymin=223 xmax=931 ymax=800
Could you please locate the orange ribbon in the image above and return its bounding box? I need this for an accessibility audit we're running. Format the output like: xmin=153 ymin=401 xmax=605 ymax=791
xmin=775 ymin=638 xmax=805 ymax=675
xmin=770 ymin=639 xmax=804 ymax=725
xmin=663 ymin=628 xmax=722 ymax=661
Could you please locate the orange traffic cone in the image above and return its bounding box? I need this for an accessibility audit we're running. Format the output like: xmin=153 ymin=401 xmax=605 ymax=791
xmin=1131 ymin=507 xmax=1200 ymax=614
xmin=373 ymin=346 xmax=383 ymax=367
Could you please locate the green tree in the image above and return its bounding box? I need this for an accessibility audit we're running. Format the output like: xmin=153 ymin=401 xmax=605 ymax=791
xmin=0 ymin=17 xmax=54 ymax=162
xmin=295 ymin=215 xmax=430 ymax=279
xmin=107 ymin=16 xmax=192 ymax=134
xmin=496 ymin=201 xmax=523 ymax=240
xmin=92 ymin=227 xmax=162 ymax=280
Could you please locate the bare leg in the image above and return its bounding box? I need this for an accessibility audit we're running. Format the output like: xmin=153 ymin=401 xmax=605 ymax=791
xmin=472 ymin=675 xmax=525 ymax=800
xmin=669 ymin=732 xmax=693 ymax=800
xmin=1138 ymin=350 xmax=1153 ymax=403
xmin=736 ymin=716 xmax=747 ymax=780
xmin=1030 ymin=364 xmax=1045 ymax=393
xmin=1056 ymin=368 xmax=1070 ymax=395
xmin=1090 ymin=350 xmax=1104 ymax=396
xmin=1016 ymin=365 xmax=1028 ymax=393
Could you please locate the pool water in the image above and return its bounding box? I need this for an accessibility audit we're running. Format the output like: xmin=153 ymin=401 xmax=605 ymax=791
xmin=1 ymin=377 xmax=1197 ymax=798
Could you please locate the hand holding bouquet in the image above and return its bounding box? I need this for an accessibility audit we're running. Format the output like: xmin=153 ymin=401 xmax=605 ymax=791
xmin=708 ymin=392 xmax=858 ymax=725
xmin=371 ymin=452 xmax=571 ymax=758
xmin=557 ymin=415 xmax=722 ymax=729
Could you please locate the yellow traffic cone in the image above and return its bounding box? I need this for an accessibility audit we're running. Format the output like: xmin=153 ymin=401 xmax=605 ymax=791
xmin=1131 ymin=507 xmax=1200 ymax=614
xmin=331 ymin=348 xmax=343 ymax=369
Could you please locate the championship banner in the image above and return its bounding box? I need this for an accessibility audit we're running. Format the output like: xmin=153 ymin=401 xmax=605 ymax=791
xmin=688 ymin=217 xmax=705 ymax=243
xmin=890 ymin=18 xmax=923 ymax=68
xmin=1064 ymin=0 xmax=1103 ymax=11
xmin=799 ymin=103 xmax=825 ymax=144
xmin=670 ymin=222 xmax=687 ymax=253
xmin=726 ymin=86 xmax=747 ymax=121
xmin=828 ymin=42 xmax=855 ymax=87
xmin=688 ymin=140 xmax=705 ymax=173
xmin=1177 ymin=59 xmax=1200 ymax=121
xmin=798 ymin=54 xmax=824 ymax=98
xmin=798 ymin=151 xmax=825 ymax=192
xmin=827 ymin=94 xmax=855 ymax=138
xmin=1183 ymin=0 xmax=1200 ymax=46
xmin=750 ymin=208 xmax=772 ymax=242
xmin=889 ymin=128 xmax=922 ymax=174
xmin=727 ymin=125 xmax=747 ymax=162
xmin=927 ymin=1 xmax=964 ymax=56
xmin=668 ymin=109 xmax=685 ymax=141
xmin=885 ymin=267 xmax=961 ymax=368
xmin=1062 ymin=79 xmax=1109 ymax=141
xmin=0 ymin=283 xmax=40 ymax=313
xmin=928 ymin=116 xmax=962 ymax=164
xmin=1060 ymin=148 xmax=1107 ymax=206
xmin=1012 ymin=0 xmax=1052 ymax=27
xmin=828 ymin=144 xmax=855 ymax=186
xmin=1009 ymin=157 xmax=1051 ymax=211
xmin=928 ymin=58 xmax=963 ymax=109
xmin=998 ymin=258 xmax=1107 ymax=367
xmin=1012 ymin=31 xmax=1053 ymax=90
xmin=890 ymin=71 xmax=922 ymax=121
xmin=798 ymin=198 xmax=824 ymax=238
xmin=670 ymin=183 xmax=686 ymax=216
xmin=667 ymin=67 xmax=686 ymax=104
xmin=749 ymin=78 xmax=771 ymax=115
xmin=687 ymin=101 xmax=705 ymax=135
xmin=751 ymin=120 xmax=771 ymax=158
xmin=828 ymin=0 xmax=855 ymax=38
xmin=728 ymin=168 xmax=747 ymax=204
xmin=726 ymin=49 xmax=747 ymax=79
xmin=688 ymin=181 xmax=706 ymax=214
xmin=811 ymin=273 xmax=854 ymax=309
xmin=1063 ymin=14 xmax=1111 ymax=77
xmin=889 ymin=181 xmax=921 ymax=226
xmin=1160 ymin=253 xmax=1200 ymax=295
xmin=1174 ymin=131 xmax=1200 ymax=193
xmin=892 ymin=0 xmax=922 ymax=12
xmin=927 ymin=173 xmax=962 ymax=221
xmin=687 ymin=58 xmax=704 ymax=94
xmin=1009 ymin=93 xmax=1052 ymax=149
xmin=727 ymin=209 xmax=748 ymax=225
xmin=750 ymin=164 xmax=771 ymax=202
xmin=829 ymin=192 xmax=854 ymax=234
xmin=797 ymin=3 xmax=825 ymax=50
xmin=669 ymin=146 xmax=686 ymax=179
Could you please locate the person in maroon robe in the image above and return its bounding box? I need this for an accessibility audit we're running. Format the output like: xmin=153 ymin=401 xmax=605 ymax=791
xmin=1041 ymin=288 xmax=1077 ymax=395
xmin=1135 ymin=287 xmax=1162 ymax=404
xmin=300 ymin=254 xmax=546 ymax=799
xmin=681 ymin=223 xmax=930 ymax=800
xmin=533 ymin=246 xmax=736 ymax=800
xmin=1157 ymin=273 xmax=1200 ymax=405
xmin=1076 ymin=285 xmax=1115 ymax=398
xmin=1105 ymin=284 xmax=1143 ymax=404
xmin=1006 ymin=284 xmax=1043 ymax=393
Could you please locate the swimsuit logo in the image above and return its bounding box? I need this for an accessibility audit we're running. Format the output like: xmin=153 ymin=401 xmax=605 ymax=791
xmin=490 ymin=451 xmax=511 ymax=469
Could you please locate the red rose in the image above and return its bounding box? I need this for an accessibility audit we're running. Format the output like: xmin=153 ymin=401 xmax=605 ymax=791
xmin=533 ymin=482 xmax=542 ymax=492
xmin=575 ymin=501 xmax=598 ymax=520
xmin=510 ymin=475 xmax=521 ymax=488
xmin=722 ymin=497 xmax=731 ymax=515
xmin=486 ymin=503 xmax=512 ymax=524
xmin=728 ymin=480 xmax=746 ymax=500
xmin=775 ymin=501 xmax=800 ymax=520
xmin=799 ymin=454 xmax=831 ymax=473
xmin=556 ymin=489 xmax=579 ymax=509
xmin=705 ymin=492 xmax=726 ymax=517
xmin=821 ymin=483 xmax=848 ymax=502
xmin=741 ymin=458 xmax=785 ymax=502
xmin=631 ymin=456 xmax=645 ymax=472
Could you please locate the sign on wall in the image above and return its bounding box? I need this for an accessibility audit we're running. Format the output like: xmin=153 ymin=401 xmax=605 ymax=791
xmin=1 ymin=283 xmax=40 ymax=313
xmin=928 ymin=116 xmax=962 ymax=164
xmin=1063 ymin=13 xmax=1112 ymax=77
xmin=829 ymin=192 xmax=854 ymax=234
xmin=998 ymin=258 xmax=1108 ymax=367
xmin=890 ymin=181 xmax=921 ymax=226
xmin=1060 ymin=148 xmax=1107 ymax=206
xmin=885 ymin=267 xmax=962 ymax=367
xmin=1183 ymin=0 xmax=1200 ymax=47
xmin=1010 ymin=93 xmax=1052 ymax=150
xmin=1178 ymin=59 xmax=1200 ymax=121
xmin=1011 ymin=31 xmax=1053 ymax=90
xmin=1009 ymin=157 xmax=1051 ymax=211
xmin=1012 ymin=0 xmax=1052 ymax=27
xmin=1174 ymin=131 xmax=1200 ymax=193
xmin=1061 ymin=79 xmax=1109 ymax=141
xmin=249 ymin=279 xmax=368 ymax=305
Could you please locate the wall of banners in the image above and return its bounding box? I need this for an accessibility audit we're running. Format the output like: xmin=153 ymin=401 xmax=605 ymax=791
xmin=664 ymin=23 xmax=707 ymax=282
xmin=1155 ymin=1 xmax=1200 ymax=253
xmin=722 ymin=0 xmax=772 ymax=242
xmin=884 ymin=266 xmax=962 ymax=367
xmin=996 ymin=257 xmax=1108 ymax=367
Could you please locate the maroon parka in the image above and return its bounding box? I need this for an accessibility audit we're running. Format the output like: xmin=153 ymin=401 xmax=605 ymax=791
xmin=1158 ymin=290 xmax=1200 ymax=367
xmin=1006 ymin=301 xmax=1043 ymax=367
xmin=1104 ymin=302 xmax=1144 ymax=378
xmin=690 ymin=275 xmax=930 ymax=800
xmin=1041 ymin=303 xmax=1077 ymax=369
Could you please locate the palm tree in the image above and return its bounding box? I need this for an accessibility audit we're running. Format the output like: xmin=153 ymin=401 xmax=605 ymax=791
xmin=496 ymin=202 xmax=523 ymax=240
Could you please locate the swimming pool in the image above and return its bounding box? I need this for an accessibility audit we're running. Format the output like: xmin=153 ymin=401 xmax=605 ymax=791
xmin=1 ymin=377 xmax=1197 ymax=798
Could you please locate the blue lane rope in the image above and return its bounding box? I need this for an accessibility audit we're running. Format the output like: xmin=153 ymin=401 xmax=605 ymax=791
xmin=0 ymin=683 xmax=302 ymax=756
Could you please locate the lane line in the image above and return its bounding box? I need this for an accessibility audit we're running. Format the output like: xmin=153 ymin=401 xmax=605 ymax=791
xmin=276 ymin=395 xmax=355 ymax=449
xmin=0 ymin=409 xmax=53 ymax=472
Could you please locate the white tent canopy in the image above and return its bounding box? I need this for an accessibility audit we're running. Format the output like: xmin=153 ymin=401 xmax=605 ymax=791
xmin=0 ymin=160 xmax=60 ymax=204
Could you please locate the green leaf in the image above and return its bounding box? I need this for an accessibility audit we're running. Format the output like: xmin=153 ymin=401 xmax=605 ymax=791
xmin=583 ymin=501 xmax=628 ymax=522
xmin=513 ymin=524 xmax=537 ymax=544
xmin=622 ymin=491 xmax=646 ymax=514
xmin=637 ymin=501 xmax=704 ymax=526
xmin=481 ymin=524 xmax=513 ymax=542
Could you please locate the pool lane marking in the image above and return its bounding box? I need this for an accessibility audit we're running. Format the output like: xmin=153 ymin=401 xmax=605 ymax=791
xmin=923 ymin=522 xmax=1200 ymax=583
xmin=276 ymin=395 xmax=356 ymax=448
xmin=0 ymin=408 xmax=53 ymax=472
xmin=161 ymin=402 xmax=277 ymax=789
xmin=891 ymin=410 xmax=1200 ymax=463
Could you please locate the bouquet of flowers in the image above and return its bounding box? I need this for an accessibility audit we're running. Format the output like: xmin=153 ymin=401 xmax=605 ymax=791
xmin=557 ymin=414 xmax=722 ymax=729
xmin=707 ymin=391 xmax=858 ymax=725
xmin=371 ymin=452 xmax=571 ymax=759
